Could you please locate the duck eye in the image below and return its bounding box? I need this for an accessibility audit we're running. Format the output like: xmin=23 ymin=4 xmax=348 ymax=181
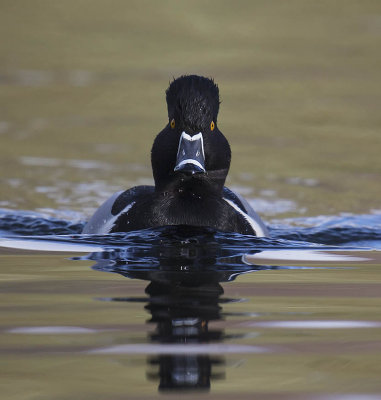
xmin=170 ymin=119 xmax=175 ymax=129
xmin=210 ymin=121 xmax=215 ymax=131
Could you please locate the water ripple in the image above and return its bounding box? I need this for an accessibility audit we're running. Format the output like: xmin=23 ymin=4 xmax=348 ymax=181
xmin=0 ymin=209 xmax=380 ymax=250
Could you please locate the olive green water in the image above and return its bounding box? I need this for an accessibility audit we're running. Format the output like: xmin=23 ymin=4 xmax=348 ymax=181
xmin=1 ymin=0 xmax=380 ymax=216
xmin=1 ymin=1 xmax=381 ymax=399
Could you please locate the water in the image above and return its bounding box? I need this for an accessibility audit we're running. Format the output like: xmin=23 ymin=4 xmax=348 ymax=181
xmin=1 ymin=1 xmax=381 ymax=398
xmin=1 ymin=210 xmax=381 ymax=398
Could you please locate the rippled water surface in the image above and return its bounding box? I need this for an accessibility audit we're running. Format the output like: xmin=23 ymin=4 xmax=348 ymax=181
xmin=1 ymin=211 xmax=381 ymax=399
xmin=1 ymin=1 xmax=381 ymax=399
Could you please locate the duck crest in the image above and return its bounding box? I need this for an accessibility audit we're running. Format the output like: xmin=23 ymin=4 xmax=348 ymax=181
xmin=166 ymin=75 xmax=220 ymax=133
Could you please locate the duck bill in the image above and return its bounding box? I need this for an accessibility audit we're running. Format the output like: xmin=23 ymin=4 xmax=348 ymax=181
xmin=174 ymin=132 xmax=206 ymax=174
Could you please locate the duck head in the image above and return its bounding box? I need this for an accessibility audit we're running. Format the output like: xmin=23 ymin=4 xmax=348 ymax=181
xmin=151 ymin=75 xmax=231 ymax=194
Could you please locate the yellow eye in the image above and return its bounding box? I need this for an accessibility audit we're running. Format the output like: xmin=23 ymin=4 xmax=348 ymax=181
xmin=210 ymin=121 xmax=215 ymax=131
xmin=170 ymin=119 xmax=175 ymax=129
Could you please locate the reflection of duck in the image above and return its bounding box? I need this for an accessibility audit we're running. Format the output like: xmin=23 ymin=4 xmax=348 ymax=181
xmin=145 ymin=280 xmax=226 ymax=391
xmin=95 ymin=256 xmax=233 ymax=391
xmin=87 ymin=228 xmax=261 ymax=392
xmin=83 ymin=75 xmax=268 ymax=236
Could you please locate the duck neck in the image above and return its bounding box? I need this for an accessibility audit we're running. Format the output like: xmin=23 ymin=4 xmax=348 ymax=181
xmin=155 ymin=168 xmax=228 ymax=198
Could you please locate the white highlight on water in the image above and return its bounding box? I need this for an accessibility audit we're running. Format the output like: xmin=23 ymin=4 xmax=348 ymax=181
xmin=244 ymin=249 xmax=369 ymax=262
xmin=8 ymin=326 xmax=97 ymax=334
xmin=88 ymin=343 xmax=269 ymax=355
xmin=0 ymin=238 xmax=103 ymax=253
xmin=248 ymin=320 xmax=381 ymax=329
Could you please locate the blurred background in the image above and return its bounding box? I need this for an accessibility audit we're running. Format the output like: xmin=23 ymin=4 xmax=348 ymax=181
xmin=1 ymin=3 xmax=381 ymax=398
xmin=1 ymin=0 xmax=380 ymax=220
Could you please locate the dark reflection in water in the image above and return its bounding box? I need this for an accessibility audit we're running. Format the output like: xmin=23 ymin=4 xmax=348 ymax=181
xmin=85 ymin=227 xmax=269 ymax=392
xmin=145 ymin=281 xmax=226 ymax=391
xmin=105 ymin=277 xmax=233 ymax=391
xmin=1 ymin=213 xmax=379 ymax=392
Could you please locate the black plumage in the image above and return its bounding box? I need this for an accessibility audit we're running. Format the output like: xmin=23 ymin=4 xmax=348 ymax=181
xmin=83 ymin=75 xmax=268 ymax=236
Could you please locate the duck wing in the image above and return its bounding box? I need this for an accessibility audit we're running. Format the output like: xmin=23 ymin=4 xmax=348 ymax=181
xmin=222 ymin=187 xmax=269 ymax=237
xmin=82 ymin=186 xmax=154 ymax=234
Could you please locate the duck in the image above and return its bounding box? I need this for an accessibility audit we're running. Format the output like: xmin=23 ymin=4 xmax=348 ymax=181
xmin=83 ymin=75 xmax=268 ymax=236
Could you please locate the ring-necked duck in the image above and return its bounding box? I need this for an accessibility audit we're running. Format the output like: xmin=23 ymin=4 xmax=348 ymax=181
xmin=83 ymin=75 xmax=268 ymax=236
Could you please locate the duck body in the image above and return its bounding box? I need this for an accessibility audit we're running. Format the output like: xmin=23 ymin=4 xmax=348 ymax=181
xmin=83 ymin=75 xmax=268 ymax=237
xmin=83 ymin=185 xmax=268 ymax=236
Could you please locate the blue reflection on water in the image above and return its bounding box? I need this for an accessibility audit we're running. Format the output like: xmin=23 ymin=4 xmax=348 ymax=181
xmin=1 ymin=208 xmax=380 ymax=249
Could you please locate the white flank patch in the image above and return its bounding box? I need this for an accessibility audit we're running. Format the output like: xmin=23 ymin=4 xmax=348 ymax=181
xmin=223 ymin=197 xmax=267 ymax=237
xmin=99 ymin=201 xmax=136 ymax=234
